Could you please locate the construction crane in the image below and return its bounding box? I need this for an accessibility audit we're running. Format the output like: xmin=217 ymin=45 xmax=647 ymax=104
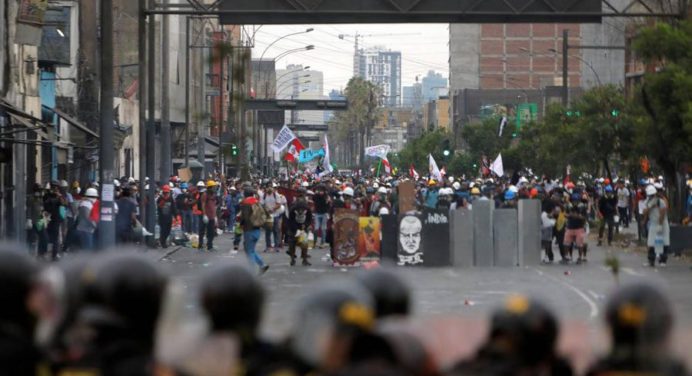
xmin=338 ymin=32 xmax=420 ymax=76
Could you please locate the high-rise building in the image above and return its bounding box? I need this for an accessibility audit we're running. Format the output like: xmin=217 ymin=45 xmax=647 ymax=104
xmin=402 ymin=83 xmax=422 ymax=108
xmin=275 ymin=64 xmax=325 ymax=125
xmin=355 ymin=47 xmax=402 ymax=107
xmin=421 ymin=70 xmax=448 ymax=101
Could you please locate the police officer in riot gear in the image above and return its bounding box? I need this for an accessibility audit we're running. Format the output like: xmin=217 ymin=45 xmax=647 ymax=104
xmin=587 ymin=283 xmax=688 ymax=376
xmin=0 ymin=250 xmax=42 ymax=375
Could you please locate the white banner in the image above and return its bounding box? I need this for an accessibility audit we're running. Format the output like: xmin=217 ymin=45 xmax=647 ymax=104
xmin=365 ymin=144 xmax=391 ymax=159
xmin=429 ymin=154 xmax=443 ymax=182
xmin=491 ymin=153 xmax=504 ymax=177
xmin=271 ymin=125 xmax=297 ymax=153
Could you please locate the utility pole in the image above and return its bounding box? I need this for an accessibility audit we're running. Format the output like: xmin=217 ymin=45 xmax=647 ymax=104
xmin=138 ymin=0 xmax=147 ymax=229
xmin=197 ymin=23 xmax=206 ymax=180
xmin=78 ymin=0 xmax=99 ymax=183
xmin=562 ymin=29 xmax=569 ymax=107
xmin=184 ymin=16 xmax=190 ymax=167
xmin=98 ymin=0 xmax=115 ymax=249
xmin=160 ymin=0 xmax=172 ymax=182
xmin=146 ymin=0 xmax=156 ymax=244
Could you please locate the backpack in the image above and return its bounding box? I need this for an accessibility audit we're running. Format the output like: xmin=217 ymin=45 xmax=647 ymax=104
xmin=249 ymin=203 xmax=268 ymax=228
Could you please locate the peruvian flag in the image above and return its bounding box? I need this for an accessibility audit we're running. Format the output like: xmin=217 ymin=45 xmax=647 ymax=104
xmin=382 ymin=158 xmax=392 ymax=175
xmin=409 ymin=163 xmax=419 ymax=179
xmin=284 ymin=138 xmax=305 ymax=162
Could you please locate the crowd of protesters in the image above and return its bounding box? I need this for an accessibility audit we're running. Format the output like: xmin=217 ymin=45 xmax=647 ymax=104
xmin=25 ymin=170 xmax=691 ymax=271
xmin=0 ymin=249 xmax=688 ymax=376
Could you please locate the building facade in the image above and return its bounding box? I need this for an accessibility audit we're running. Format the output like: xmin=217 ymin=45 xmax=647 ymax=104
xmin=421 ymin=70 xmax=448 ymax=102
xmin=355 ymin=47 xmax=402 ymax=107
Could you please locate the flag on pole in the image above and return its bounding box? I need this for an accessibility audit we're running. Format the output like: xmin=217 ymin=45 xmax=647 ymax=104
xmin=284 ymin=138 xmax=305 ymax=162
xmin=498 ymin=116 xmax=508 ymax=137
xmin=382 ymin=158 xmax=391 ymax=175
xmin=271 ymin=125 xmax=297 ymax=153
xmin=410 ymin=164 xmax=419 ymax=179
xmin=319 ymin=134 xmax=334 ymax=177
xmin=364 ymin=144 xmax=391 ymax=159
xmin=490 ymin=153 xmax=504 ymax=177
xmin=429 ymin=154 xmax=443 ymax=182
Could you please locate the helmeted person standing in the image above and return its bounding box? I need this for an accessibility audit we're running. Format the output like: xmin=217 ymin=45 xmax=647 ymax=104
xmin=192 ymin=180 xmax=206 ymax=238
xmin=239 ymin=188 xmax=270 ymax=274
xmin=157 ymin=185 xmax=177 ymax=249
xmin=176 ymin=182 xmax=193 ymax=234
xmin=586 ymin=283 xmax=688 ymax=376
xmin=261 ymin=184 xmax=283 ymax=252
xmin=198 ymin=180 xmax=219 ymax=252
xmin=76 ymin=188 xmax=99 ymax=251
xmin=287 ymin=194 xmax=314 ymax=266
xmin=598 ymin=185 xmax=618 ymax=246
xmin=642 ymin=184 xmax=670 ymax=267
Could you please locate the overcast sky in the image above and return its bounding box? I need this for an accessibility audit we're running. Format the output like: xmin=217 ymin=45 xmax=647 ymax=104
xmin=249 ymin=24 xmax=450 ymax=95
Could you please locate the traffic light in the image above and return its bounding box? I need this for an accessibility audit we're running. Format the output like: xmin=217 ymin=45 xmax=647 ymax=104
xmin=443 ymin=150 xmax=450 ymax=157
xmin=611 ymin=109 xmax=620 ymax=117
xmin=442 ymin=139 xmax=451 ymax=158
xmin=231 ymin=144 xmax=238 ymax=156
xmin=512 ymin=132 xmax=517 ymax=138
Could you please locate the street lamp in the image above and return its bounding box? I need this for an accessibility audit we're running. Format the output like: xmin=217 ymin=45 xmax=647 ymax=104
xmin=276 ymin=74 xmax=310 ymax=94
xmin=277 ymin=81 xmax=311 ymax=97
xmin=548 ymin=48 xmax=602 ymax=86
xmin=257 ymin=28 xmax=314 ymax=90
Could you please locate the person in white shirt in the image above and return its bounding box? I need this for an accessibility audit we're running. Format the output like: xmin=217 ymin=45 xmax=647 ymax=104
xmin=541 ymin=202 xmax=557 ymax=263
xmin=616 ymin=180 xmax=631 ymax=228
xmin=260 ymin=184 xmax=284 ymax=252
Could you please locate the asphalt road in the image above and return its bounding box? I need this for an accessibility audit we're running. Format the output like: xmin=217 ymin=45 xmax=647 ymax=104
xmin=157 ymin=225 xmax=692 ymax=372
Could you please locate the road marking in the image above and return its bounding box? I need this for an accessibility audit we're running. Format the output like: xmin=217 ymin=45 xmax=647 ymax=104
xmin=621 ymin=267 xmax=645 ymax=277
xmin=588 ymin=290 xmax=599 ymax=299
xmin=533 ymin=268 xmax=600 ymax=320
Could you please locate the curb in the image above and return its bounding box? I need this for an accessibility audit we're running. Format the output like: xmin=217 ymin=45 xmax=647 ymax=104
xmin=158 ymin=245 xmax=184 ymax=261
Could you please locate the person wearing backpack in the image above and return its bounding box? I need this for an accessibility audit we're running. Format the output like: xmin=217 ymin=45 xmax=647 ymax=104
xmin=240 ymin=188 xmax=270 ymax=274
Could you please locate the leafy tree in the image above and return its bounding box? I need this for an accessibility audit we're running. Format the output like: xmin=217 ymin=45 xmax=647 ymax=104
xmin=328 ymin=77 xmax=382 ymax=168
xmin=396 ymin=129 xmax=448 ymax=176
xmin=632 ymin=20 xmax=692 ymax=220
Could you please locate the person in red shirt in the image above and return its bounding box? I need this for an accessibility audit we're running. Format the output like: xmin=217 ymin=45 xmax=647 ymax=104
xmin=199 ymin=181 xmax=219 ymax=251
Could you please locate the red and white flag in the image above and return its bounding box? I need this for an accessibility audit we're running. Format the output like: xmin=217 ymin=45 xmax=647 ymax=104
xmin=284 ymin=138 xmax=304 ymax=162
xmin=382 ymin=158 xmax=392 ymax=175
xmin=409 ymin=163 xmax=420 ymax=179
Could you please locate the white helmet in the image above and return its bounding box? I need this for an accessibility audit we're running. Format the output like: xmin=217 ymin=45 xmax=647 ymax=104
xmin=301 ymin=181 xmax=309 ymax=188
xmin=85 ymin=188 xmax=99 ymax=198
xmin=343 ymin=187 xmax=354 ymax=197
xmin=509 ymin=185 xmax=519 ymax=193
xmin=378 ymin=207 xmax=390 ymax=215
xmin=197 ymin=181 xmax=205 ymax=187
xmin=645 ymin=185 xmax=657 ymax=196
xmin=373 ymin=183 xmax=379 ymax=189
xmin=448 ymin=176 xmax=455 ymax=183
xmin=452 ymin=182 xmax=461 ymax=190
xmin=377 ymin=187 xmax=387 ymax=194
xmin=59 ymin=180 xmax=69 ymax=188
xmin=518 ymin=176 xmax=529 ymax=185
xmin=114 ymin=179 xmax=121 ymax=187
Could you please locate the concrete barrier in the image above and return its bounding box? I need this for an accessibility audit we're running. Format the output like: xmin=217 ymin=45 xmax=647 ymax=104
xmin=518 ymin=199 xmax=541 ymax=266
xmin=380 ymin=214 xmax=399 ymax=262
xmin=494 ymin=209 xmax=518 ymax=266
xmin=450 ymin=208 xmax=474 ymax=267
xmin=473 ymin=200 xmax=494 ymax=266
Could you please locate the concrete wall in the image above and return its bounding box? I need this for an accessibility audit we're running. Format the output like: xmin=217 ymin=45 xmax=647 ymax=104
xmin=580 ymin=0 xmax=628 ymax=88
xmin=449 ymin=24 xmax=480 ymax=92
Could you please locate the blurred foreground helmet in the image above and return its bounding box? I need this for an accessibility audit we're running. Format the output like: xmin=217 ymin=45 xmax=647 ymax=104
xmin=200 ymin=264 xmax=264 ymax=333
xmin=291 ymin=280 xmax=374 ymax=368
xmin=355 ymin=268 xmax=410 ymax=318
xmin=605 ymin=282 xmax=672 ymax=347
xmin=81 ymin=253 xmax=167 ymax=346
xmin=489 ymin=294 xmax=558 ymax=366
xmin=0 ymin=250 xmax=39 ymax=335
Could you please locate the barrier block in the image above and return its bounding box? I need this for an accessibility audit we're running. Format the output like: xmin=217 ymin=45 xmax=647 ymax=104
xmin=493 ymin=209 xmax=518 ymax=267
xmin=473 ymin=200 xmax=494 ymax=266
xmin=451 ymin=209 xmax=474 ymax=267
xmin=518 ymin=199 xmax=541 ymax=266
xmin=421 ymin=209 xmax=452 ymax=267
xmin=380 ymin=214 xmax=399 ymax=262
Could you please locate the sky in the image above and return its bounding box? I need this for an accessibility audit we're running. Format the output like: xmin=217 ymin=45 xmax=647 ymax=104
xmin=249 ymin=24 xmax=450 ymax=95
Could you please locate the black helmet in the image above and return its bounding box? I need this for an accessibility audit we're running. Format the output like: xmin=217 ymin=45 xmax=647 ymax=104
xmin=0 ymin=250 xmax=39 ymax=335
xmin=488 ymin=295 xmax=558 ymax=366
xmin=354 ymin=268 xmax=410 ymax=318
xmin=291 ymin=280 xmax=374 ymax=368
xmin=80 ymin=253 xmax=167 ymax=345
xmin=605 ymin=282 xmax=672 ymax=347
xmin=200 ymin=263 xmax=264 ymax=334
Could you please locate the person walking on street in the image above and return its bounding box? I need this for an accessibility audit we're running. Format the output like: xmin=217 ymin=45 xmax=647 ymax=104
xmin=199 ymin=180 xmax=219 ymax=251
xmin=598 ymin=185 xmax=617 ymax=246
xmin=616 ymin=180 xmax=630 ymax=229
xmin=643 ymin=185 xmax=670 ymax=267
xmin=287 ymin=196 xmax=313 ymax=266
xmin=239 ymin=188 xmax=269 ymax=274
xmin=76 ymin=188 xmax=99 ymax=251
xmin=157 ymin=185 xmax=177 ymax=248
xmin=43 ymin=182 xmax=67 ymax=260
xmin=261 ymin=184 xmax=283 ymax=252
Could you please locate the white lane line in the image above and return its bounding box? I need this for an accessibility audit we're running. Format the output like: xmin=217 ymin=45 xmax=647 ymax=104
xmin=533 ymin=268 xmax=600 ymax=320
xmin=621 ymin=267 xmax=645 ymax=277
xmin=588 ymin=290 xmax=599 ymax=299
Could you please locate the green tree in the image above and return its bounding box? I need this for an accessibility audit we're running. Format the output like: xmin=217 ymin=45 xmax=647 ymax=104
xmin=329 ymin=77 xmax=382 ymax=168
xmin=632 ymin=20 xmax=692 ymax=220
xmin=397 ymin=129 xmax=448 ymax=175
